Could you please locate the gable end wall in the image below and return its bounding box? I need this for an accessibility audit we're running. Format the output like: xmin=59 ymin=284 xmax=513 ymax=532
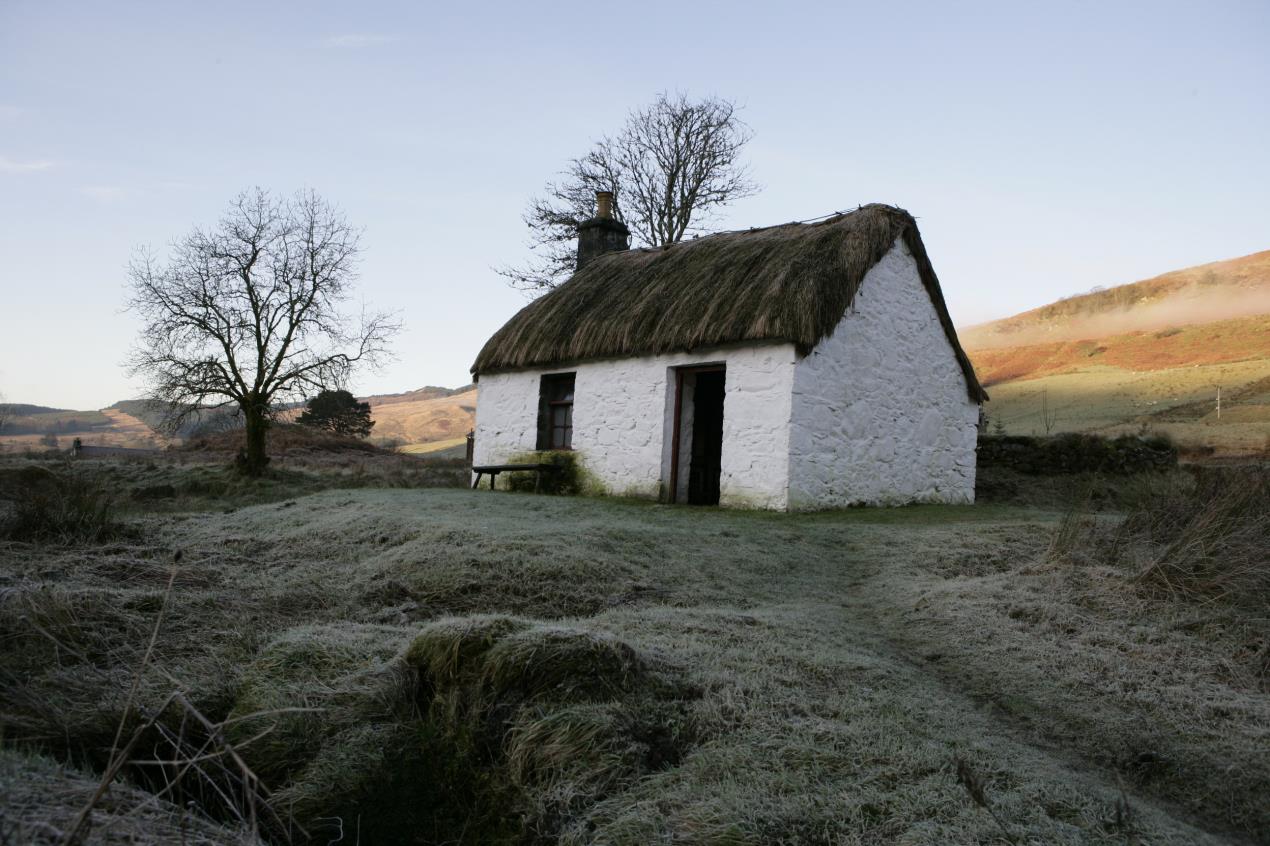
xmin=787 ymin=238 xmax=980 ymax=508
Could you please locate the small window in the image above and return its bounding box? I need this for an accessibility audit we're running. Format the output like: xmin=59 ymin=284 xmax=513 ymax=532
xmin=537 ymin=373 xmax=575 ymax=450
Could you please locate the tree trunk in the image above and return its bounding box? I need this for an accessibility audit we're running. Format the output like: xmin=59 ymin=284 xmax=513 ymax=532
xmin=239 ymin=405 xmax=270 ymax=476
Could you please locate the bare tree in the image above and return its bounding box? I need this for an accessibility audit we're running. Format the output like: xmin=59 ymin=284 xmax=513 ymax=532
xmin=502 ymin=92 xmax=758 ymax=292
xmin=127 ymin=189 xmax=399 ymax=475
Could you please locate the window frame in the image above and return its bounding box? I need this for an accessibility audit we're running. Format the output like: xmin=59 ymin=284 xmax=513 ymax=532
xmin=536 ymin=372 xmax=576 ymax=451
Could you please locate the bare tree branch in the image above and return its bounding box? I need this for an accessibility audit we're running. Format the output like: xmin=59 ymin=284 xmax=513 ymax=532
xmin=500 ymin=92 xmax=758 ymax=293
xmin=126 ymin=188 xmax=401 ymax=474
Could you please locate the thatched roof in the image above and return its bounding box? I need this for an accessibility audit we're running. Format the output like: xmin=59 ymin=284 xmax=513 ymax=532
xmin=474 ymin=204 xmax=986 ymax=402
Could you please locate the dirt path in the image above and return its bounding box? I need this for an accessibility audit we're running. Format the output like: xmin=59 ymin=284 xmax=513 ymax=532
xmin=830 ymin=522 xmax=1262 ymax=844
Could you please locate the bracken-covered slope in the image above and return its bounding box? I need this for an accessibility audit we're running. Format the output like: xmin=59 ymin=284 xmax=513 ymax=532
xmin=962 ymin=251 xmax=1270 ymax=455
xmin=962 ymin=250 xmax=1270 ymax=350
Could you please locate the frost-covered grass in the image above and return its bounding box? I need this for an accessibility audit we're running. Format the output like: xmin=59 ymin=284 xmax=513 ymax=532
xmin=0 ymin=459 xmax=1266 ymax=844
xmin=0 ymin=748 xmax=259 ymax=845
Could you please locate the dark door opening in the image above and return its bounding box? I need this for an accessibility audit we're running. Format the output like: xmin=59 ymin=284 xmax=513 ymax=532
xmin=669 ymin=365 xmax=727 ymax=505
xmin=685 ymin=369 xmax=726 ymax=505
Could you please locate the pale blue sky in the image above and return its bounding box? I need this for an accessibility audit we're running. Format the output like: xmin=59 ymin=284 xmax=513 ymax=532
xmin=1 ymin=0 xmax=1267 ymax=409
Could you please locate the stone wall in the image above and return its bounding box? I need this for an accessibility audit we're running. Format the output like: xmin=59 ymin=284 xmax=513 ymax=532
xmin=472 ymin=342 xmax=799 ymax=509
xmin=786 ymin=239 xmax=981 ymax=508
xmin=977 ymin=433 xmax=1178 ymax=475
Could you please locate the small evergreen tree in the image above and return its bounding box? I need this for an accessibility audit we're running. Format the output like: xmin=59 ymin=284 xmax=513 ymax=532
xmin=297 ymin=390 xmax=374 ymax=438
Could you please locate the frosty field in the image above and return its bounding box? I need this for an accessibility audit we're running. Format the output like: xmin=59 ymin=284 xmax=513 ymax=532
xmin=1 ymin=458 xmax=1266 ymax=845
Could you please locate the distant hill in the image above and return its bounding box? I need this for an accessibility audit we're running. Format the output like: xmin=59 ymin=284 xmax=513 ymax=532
xmin=964 ymin=251 xmax=1270 ymax=457
xmin=0 ymin=406 xmax=113 ymax=437
xmin=0 ymin=403 xmax=72 ymax=416
xmin=0 ymin=404 xmax=169 ymax=450
xmin=362 ymin=385 xmax=475 ymax=407
xmin=2 ymin=386 xmax=479 ymax=453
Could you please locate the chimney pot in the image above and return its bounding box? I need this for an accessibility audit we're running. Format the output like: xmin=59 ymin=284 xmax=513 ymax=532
xmin=595 ymin=190 xmax=614 ymax=219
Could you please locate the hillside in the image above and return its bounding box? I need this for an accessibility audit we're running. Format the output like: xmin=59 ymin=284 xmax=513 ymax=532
xmin=366 ymin=386 xmax=477 ymax=447
xmin=971 ymin=314 xmax=1270 ymax=386
xmin=964 ymin=251 xmax=1270 ymax=456
xmin=963 ymin=250 xmax=1270 ymax=349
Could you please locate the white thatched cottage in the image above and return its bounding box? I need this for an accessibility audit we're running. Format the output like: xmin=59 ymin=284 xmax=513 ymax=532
xmin=470 ymin=196 xmax=986 ymax=509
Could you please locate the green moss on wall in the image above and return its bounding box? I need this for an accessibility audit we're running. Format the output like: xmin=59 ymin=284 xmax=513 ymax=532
xmin=504 ymin=451 xmax=603 ymax=495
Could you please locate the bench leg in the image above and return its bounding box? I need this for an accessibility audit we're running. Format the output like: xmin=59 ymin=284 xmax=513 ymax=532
xmin=472 ymin=472 xmax=481 ymax=490
xmin=534 ymin=470 xmax=542 ymax=494
xmin=489 ymin=472 xmax=497 ymax=491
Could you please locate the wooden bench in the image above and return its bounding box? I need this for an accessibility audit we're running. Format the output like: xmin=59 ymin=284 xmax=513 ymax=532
xmin=471 ymin=463 xmax=558 ymax=492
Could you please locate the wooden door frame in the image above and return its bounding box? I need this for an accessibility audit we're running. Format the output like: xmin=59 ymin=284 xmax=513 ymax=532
xmin=668 ymin=364 xmax=726 ymax=504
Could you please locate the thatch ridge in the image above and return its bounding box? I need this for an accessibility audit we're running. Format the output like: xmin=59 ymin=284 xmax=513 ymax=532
xmin=474 ymin=204 xmax=986 ymax=402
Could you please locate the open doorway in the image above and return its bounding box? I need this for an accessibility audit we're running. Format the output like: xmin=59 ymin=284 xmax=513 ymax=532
xmin=669 ymin=365 xmax=726 ymax=505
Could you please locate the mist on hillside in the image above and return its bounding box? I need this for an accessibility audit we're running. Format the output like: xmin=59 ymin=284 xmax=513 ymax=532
xmin=963 ymin=283 xmax=1270 ymax=349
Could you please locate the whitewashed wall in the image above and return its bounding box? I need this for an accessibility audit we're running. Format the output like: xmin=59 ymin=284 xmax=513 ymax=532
xmin=472 ymin=343 xmax=798 ymax=509
xmin=787 ymin=238 xmax=980 ymax=508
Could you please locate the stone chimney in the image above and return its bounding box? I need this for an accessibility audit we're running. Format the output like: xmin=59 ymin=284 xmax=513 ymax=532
xmin=576 ymin=190 xmax=630 ymax=271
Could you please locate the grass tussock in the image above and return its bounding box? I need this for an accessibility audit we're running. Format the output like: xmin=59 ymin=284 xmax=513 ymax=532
xmin=220 ymin=616 xmax=697 ymax=844
xmin=0 ymin=465 xmax=123 ymax=542
xmin=225 ymin=624 xmax=427 ymax=843
xmin=1121 ymin=469 xmax=1270 ymax=606
xmin=226 ymin=623 xmax=415 ymax=787
xmin=404 ymin=617 xmax=697 ymax=843
xmin=1047 ymin=467 xmax=1270 ymax=611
